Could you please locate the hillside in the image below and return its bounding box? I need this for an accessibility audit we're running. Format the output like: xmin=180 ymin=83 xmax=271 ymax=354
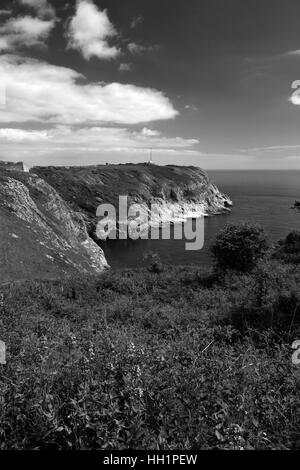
xmin=0 ymin=168 xmax=108 ymax=283
xmin=1 ymin=263 xmax=299 ymax=449
xmin=33 ymin=163 xmax=231 ymax=216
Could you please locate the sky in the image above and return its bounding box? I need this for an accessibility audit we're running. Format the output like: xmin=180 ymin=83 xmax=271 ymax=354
xmin=1 ymin=0 xmax=300 ymax=169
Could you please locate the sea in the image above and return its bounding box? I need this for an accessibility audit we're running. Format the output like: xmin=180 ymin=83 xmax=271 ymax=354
xmin=100 ymin=170 xmax=300 ymax=269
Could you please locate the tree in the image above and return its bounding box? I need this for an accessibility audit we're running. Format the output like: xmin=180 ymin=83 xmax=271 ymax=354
xmin=211 ymin=223 xmax=268 ymax=272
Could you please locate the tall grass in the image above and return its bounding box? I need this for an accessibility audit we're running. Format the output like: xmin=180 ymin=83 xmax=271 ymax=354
xmin=0 ymin=262 xmax=299 ymax=449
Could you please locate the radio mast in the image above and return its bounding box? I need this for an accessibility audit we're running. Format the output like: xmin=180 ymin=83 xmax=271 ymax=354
xmin=149 ymin=148 xmax=153 ymax=165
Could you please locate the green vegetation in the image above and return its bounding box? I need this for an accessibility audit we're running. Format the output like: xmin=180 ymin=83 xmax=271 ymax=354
xmin=32 ymin=164 xmax=212 ymax=217
xmin=211 ymin=223 xmax=269 ymax=272
xmin=143 ymin=252 xmax=164 ymax=274
xmin=273 ymin=231 xmax=300 ymax=265
xmin=0 ymin=224 xmax=299 ymax=450
xmin=32 ymin=163 xmax=230 ymax=226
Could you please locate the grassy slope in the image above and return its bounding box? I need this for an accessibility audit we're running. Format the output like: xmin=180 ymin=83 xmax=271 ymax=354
xmin=0 ymin=262 xmax=299 ymax=450
xmin=0 ymin=169 xmax=107 ymax=282
xmin=0 ymin=210 xmax=76 ymax=283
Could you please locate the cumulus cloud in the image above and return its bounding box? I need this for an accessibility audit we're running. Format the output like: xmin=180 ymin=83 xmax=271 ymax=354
xmin=141 ymin=127 xmax=160 ymax=137
xmin=19 ymin=0 xmax=56 ymax=19
xmin=0 ymin=54 xmax=178 ymax=124
xmin=0 ymin=16 xmax=56 ymax=51
xmin=67 ymin=0 xmax=119 ymax=60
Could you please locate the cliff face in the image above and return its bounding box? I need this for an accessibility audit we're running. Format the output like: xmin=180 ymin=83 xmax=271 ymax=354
xmin=1 ymin=163 xmax=231 ymax=281
xmin=0 ymin=169 xmax=108 ymax=282
xmin=33 ymin=163 xmax=231 ymax=228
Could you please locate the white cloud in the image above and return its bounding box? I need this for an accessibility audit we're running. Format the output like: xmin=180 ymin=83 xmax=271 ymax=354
xmin=128 ymin=42 xmax=156 ymax=55
xmin=0 ymin=37 xmax=10 ymax=51
xmin=67 ymin=0 xmax=119 ymax=60
xmin=141 ymin=127 xmax=160 ymax=137
xmin=2 ymin=128 xmax=299 ymax=170
xmin=0 ymin=126 xmax=199 ymax=166
xmin=0 ymin=54 xmax=178 ymax=124
xmin=0 ymin=16 xmax=56 ymax=51
xmin=130 ymin=15 xmax=144 ymax=29
xmin=19 ymin=0 xmax=56 ymax=19
xmin=287 ymin=49 xmax=300 ymax=56
xmin=239 ymin=144 xmax=300 ymax=159
xmin=0 ymin=9 xmax=12 ymax=16
xmin=0 ymin=126 xmax=198 ymax=149
xmin=0 ymin=128 xmax=49 ymax=141
xmin=5 ymin=16 xmax=54 ymax=38
xmin=119 ymin=63 xmax=131 ymax=72
xmin=185 ymin=104 xmax=198 ymax=112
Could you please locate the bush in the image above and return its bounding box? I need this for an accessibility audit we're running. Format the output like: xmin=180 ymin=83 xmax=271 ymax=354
xmin=273 ymin=231 xmax=300 ymax=264
xmin=211 ymin=223 xmax=268 ymax=273
xmin=226 ymin=261 xmax=300 ymax=334
xmin=143 ymin=252 xmax=164 ymax=274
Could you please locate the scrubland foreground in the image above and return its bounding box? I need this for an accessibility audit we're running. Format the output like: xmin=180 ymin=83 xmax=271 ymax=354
xmin=0 ymin=242 xmax=299 ymax=449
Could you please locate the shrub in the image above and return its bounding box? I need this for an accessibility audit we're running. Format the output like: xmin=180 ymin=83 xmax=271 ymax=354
xmin=226 ymin=261 xmax=300 ymax=334
xmin=143 ymin=252 xmax=164 ymax=274
xmin=211 ymin=223 xmax=268 ymax=272
xmin=272 ymin=230 xmax=300 ymax=264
